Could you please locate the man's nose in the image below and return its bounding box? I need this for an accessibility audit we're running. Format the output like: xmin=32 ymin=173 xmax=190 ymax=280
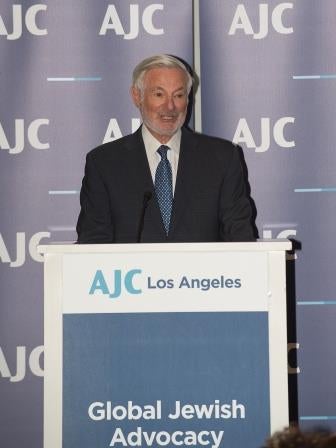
xmin=166 ymin=96 xmax=175 ymax=110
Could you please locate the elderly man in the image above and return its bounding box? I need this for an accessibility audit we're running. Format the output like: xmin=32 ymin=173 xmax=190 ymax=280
xmin=76 ymin=54 xmax=255 ymax=243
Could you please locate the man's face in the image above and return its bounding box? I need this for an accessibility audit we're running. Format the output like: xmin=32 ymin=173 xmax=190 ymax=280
xmin=131 ymin=67 xmax=189 ymax=143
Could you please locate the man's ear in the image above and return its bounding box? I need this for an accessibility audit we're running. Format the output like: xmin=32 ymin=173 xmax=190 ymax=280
xmin=130 ymin=86 xmax=141 ymax=108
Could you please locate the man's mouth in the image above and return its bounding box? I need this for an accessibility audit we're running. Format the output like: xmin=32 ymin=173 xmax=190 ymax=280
xmin=160 ymin=114 xmax=178 ymax=121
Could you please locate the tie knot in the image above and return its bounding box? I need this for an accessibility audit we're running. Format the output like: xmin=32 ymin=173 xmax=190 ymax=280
xmin=157 ymin=145 xmax=169 ymax=159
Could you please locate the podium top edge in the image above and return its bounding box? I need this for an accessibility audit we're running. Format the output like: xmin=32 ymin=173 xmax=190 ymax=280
xmin=38 ymin=239 xmax=292 ymax=254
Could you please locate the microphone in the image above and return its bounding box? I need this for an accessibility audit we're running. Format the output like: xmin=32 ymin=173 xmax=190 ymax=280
xmin=137 ymin=191 xmax=152 ymax=243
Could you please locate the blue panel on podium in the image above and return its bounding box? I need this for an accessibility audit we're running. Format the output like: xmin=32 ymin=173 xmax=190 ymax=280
xmin=63 ymin=312 xmax=269 ymax=448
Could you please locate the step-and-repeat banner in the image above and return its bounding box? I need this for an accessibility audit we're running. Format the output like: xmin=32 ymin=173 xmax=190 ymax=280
xmin=0 ymin=1 xmax=193 ymax=446
xmin=1 ymin=1 xmax=335 ymax=446
xmin=199 ymin=0 xmax=336 ymax=430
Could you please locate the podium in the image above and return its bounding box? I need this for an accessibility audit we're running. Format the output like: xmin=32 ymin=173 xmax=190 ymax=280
xmin=39 ymin=240 xmax=291 ymax=448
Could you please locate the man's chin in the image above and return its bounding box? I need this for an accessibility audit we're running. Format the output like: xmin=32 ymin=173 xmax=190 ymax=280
xmin=145 ymin=122 xmax=181 ymax=138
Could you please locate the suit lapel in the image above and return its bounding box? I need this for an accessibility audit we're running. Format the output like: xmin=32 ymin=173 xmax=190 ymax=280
xmin=169 ymin=128 xmax=199 ymax=235
xmin=124 ymin=128 xmax=167 ymax=238
xmin=124 ymin=128 xmax=153 ymax=190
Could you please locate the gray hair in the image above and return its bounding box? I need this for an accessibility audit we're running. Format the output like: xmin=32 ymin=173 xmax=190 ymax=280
xmin=132 ymin=54 xmax=193 ymax=93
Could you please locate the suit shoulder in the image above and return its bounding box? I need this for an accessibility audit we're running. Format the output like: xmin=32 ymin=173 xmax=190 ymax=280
xmin=184 ymin=127 xmax=235 ymax=147
xmin=184 ymin=128 xmax=239 ymax=154
xmin=86 ymin=132 xmax=137 ymax=161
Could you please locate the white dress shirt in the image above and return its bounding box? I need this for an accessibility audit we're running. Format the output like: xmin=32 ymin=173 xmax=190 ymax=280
xmin=141 ymin=124 xmax=181 ymax=194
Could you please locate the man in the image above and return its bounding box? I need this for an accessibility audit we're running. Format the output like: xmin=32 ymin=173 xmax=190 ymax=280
xmin=76 ymin=54 xmax=255 ymax=243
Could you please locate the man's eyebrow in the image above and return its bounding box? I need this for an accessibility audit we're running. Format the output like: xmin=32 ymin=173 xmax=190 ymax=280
xmin=150 ymin=86 xmax=186 ymax=92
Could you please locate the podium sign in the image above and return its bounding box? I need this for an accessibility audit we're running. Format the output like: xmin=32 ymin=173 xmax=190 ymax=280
xmin=39 ymin=241 xmax=291 ymax=448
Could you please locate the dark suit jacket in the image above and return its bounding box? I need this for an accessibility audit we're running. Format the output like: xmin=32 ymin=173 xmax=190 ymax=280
xmin=76 ymin=127 xmax=255 ymax=243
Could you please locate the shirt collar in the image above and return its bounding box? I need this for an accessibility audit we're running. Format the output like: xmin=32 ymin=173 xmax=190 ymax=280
xmin=141 ymin=124 xmax=181 ymax=155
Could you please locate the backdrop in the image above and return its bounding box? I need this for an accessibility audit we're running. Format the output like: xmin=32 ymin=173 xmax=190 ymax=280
xmin=1 ymin=1 xmax=335 ymax=446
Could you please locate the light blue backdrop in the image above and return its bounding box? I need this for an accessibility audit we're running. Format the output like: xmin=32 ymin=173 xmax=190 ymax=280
xmin=1 ymin=1 xmax=335 ymax=446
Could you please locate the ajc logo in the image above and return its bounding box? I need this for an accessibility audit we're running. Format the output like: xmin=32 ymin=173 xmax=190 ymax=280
xmin=89 ymin=269 xmax=142 ymax=299
xmin=103 ymin=118 xmax=141 ymax=144
xmin=0 ymin=4 xmax=47 ymax=40
xmin=262 ymin=228 xmax=297 ymax=240
xmin=263 ymin=228 xmax=297 ymax=260
xmin=233 ymin=117 xmax=295 ymax=152
xmin=0 ymin=119 xmax=50 ymax=154
xmin=99 ymin=4 xmax=164 ymax=39
xmin=229 ymin=3 xmax=294 ymax=39
xmin=0 ymin=232 xmax=50 ymax=267
xmin=0 ymin=345 xmax=44 ymax=382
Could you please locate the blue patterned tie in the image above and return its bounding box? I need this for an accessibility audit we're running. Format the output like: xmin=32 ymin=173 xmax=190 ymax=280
xmin=155 ymin=145 xmax=173 ymax=234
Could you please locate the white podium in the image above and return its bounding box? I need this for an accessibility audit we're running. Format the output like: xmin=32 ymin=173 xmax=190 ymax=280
xmin=39 ymin=240 xmax=291 ymax=448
